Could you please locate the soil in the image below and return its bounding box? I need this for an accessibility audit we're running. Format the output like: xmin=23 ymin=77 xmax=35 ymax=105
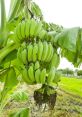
xmin=1 ymin=84 xmax=82 ymax=117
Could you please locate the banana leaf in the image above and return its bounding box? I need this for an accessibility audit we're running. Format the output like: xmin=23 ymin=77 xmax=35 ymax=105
xmin=9 ymin=108 xmax=30 ymax=117
xmin=55 ymin=27 xmax=80 ymax=53
xmin=0 ymin=67 xmax=18 ymax=113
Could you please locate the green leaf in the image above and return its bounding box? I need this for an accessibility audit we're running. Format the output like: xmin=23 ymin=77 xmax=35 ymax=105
xmin=8 ymin=0 xmax=16 ymax=16
xmin=61 ymin=49 xmax=81 ymax=67
xmin=0 ymin=67 xmax=18 ymax=113
xmin=9 ymin=108 xmax=30 ymax=117
xmin=12 ymin=91 xmax=28 ymax=102
xmin=2 ymin=49 xmax=17 ymax=64
xmin=0 ymin=69 xmax=8 ymax=82
xmin=56 ymin=27 xmax=80 ymax=53
xmin=0 ymin=43 xmax=17 ymax=63
xmin=58 ymin=28 xmax=82 ymax=67
xmin=7 ymin=14 xmax=22 ymax=32
xmin=8 ymin=0 xmax=22 ymax=21
xmin=80 ymin=28 xmax=82 ymax=55
xmin=61 ymin=49 xmax=75 ymax=63
xmin=1 ymin=67 xmax=18 ymax=101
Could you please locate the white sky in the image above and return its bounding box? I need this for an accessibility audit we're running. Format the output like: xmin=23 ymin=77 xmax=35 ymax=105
xmin=5 ymin=0 xmax=82 ymax=69
xmin=34 ymin=0 xmax=82 ymax=28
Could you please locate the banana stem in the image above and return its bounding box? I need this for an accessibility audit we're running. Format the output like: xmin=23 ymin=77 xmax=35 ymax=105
xmin=0 ymin=43 xmax=17 ymax=63
xmin=24 ymin=0 xmax=31 ymax=10
xmin=1 ymin=0 xmax=6 ymax=32
xmin=24 ymin=0 xmax=32 ymax=18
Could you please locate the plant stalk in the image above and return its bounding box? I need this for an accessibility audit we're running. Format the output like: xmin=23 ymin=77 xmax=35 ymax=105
xmin=24 ymin=0 xmax=32 ymax=19
xmin=0 ymin=43 xmax=17 ymax=63
xmin=1 ymin=0 xmax=6 ymax=32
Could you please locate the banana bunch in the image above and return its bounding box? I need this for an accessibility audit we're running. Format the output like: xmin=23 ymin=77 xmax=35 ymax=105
xmin=17 ymin=41 xmax=54 ymax=65
xmin=21 ymin=61 xmax=47 ymax=85
xmin=13 ymin=1 xmax=61 ymax=87
xmin=21 ymin=64 xmax=61 ymax=85
xmin=14 ymin=19 xmax=47 ymax=43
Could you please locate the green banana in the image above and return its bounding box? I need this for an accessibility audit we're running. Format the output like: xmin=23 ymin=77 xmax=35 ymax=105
xmin=14 ymin=29 xmax=20 ymax=43
xmin=21 ymin=48 xmax=27 ymax=64
xmin=47 ymin=67 xmax=55 ymax=84
xmin=21 ymin=21 xmax=26 ymax=39
xmin=17 ymin=47 xmax=23 ymax=63
xmin=35 ymin=61 xmax=40 ymax=70
xmin=40 ymin=68 xmax=46 ymax=84
xmin=42 ymin=41 xmax=48 ymax=61
xmin=50 ymin=52 xmax=60 ymax=68
xmin=27 ymin=44 xmax=33 ymax=62
xmin=39 ymin=29 xmax=46 ymax=40
xmin=21 ymin=42 xmax=26 ymax=48
xmin=22 ymin=67 xmax=33 ymax=84
xmin=53 ymin=71 xmax=61 ymax=83
xmin=46 ymin=43 xmax=53 ymax=62
xmin=33 ymin=43 xmax=38 ymax=62
xmin=16 ymin=23 xmax=22 ymax=42
xmin=28 ymin=65 xmax=35 ymax=83
xmin=34 ymin=22 xmax=42 ymax=37
xmin=47 ymin=44 xmax=54 ymax=62
xmin=38 ymin=41 xmax=43 ymax=61
xmin=30 ymin=19 xmax=37 ymax=38
xmin=25 ymin=20 xmax=31 ymax=38
xmin=35 ymin=69 xmax=41 ymax=83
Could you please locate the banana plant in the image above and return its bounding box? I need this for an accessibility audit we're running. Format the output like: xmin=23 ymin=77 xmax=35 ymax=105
xmin=0 ymin=0 xmax=82 ymax=116
xmin=0 ymin=0 xmax=24 ymax=115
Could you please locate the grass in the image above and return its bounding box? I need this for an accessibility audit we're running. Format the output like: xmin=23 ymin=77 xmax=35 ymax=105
xmin=59 ymin=77 xmax=82 ymax=97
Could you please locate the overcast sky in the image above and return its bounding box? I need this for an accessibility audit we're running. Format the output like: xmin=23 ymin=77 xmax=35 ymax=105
xmin=5 ymin=0 xmax=82 ymax=69
xmin=34 ymin=0 xmax=82 ymax=28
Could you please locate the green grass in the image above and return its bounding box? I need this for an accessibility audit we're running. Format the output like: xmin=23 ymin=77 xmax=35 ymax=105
xmin=59 ymin=77 xmax=82 ymax=97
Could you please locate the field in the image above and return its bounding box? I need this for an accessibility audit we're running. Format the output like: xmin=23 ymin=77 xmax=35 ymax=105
xmin=59 ymin=77 xmax=82 ymax=97
xmin=2 ymin=77 xmax=82 ymax=117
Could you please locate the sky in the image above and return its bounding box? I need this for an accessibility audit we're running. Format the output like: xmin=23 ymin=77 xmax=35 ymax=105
xmin=5 ymin=0 xmax=82 ymax=70
xmin=34 ymin=0 xmax=82 ymax=28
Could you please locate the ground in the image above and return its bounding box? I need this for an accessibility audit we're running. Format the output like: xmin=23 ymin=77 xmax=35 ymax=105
xmin=1 ymin=77 xmax=82 ymax=117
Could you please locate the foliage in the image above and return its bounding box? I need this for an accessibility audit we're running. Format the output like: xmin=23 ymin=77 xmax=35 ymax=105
xmin=77 ymin=70 xmax=82 ymax=76
xmin=11 ymin=91 xmax=28 ymax=102
xmin=55 ymin=27 xmax=82 ymax=67
xmin=59 ymin=68 xmax=74 ymax=76
xmin=9 ymin=108 xmax=30 ymax=117
xmin=0 ymin=67 xmax=18 ymax=113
